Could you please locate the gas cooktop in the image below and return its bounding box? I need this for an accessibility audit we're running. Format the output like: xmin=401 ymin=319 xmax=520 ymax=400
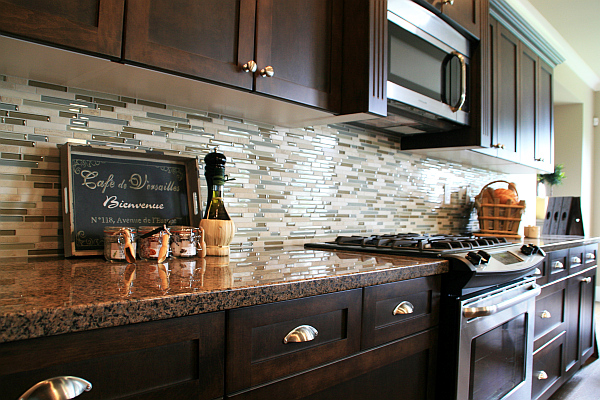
xmin=304 ymin=233 xmax=514 ymax=256
xmin=305 ymin=233 xmax=546 ymax=294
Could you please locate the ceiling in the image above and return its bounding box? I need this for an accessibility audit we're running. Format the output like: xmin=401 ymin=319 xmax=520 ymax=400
xmin=507 ymin=0 xmax=600 ymax=96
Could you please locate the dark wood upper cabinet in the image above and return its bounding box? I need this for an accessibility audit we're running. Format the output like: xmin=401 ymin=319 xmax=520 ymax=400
xmin=535 ymin=59 xmax=554 ymax=170
xmin=491 ymin=19 xmax=520 ymax=162
xmin=124 ymin=0 xmax=342 ymax=112
xmin=0 ymin=0 xmax=124 ymax=58
xmin=124 ymin=0 xmax=256 ymax=90
xmin=424 ymin=0 xmax=481 ymax=38
xmin=519 ymin=44 xmax=538 ymax=164
xmin=254 ymin=0 xmax=342 ymax=111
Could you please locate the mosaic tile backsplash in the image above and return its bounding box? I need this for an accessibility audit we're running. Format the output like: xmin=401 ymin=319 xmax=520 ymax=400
xmin=0 ymin=74 xmax=505 ymax=258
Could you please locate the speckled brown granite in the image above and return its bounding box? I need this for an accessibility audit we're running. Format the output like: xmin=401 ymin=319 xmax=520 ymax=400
xmin=0 ymin=247 xmax=447 ymax=343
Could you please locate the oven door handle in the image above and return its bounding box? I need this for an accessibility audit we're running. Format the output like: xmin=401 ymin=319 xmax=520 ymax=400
xmin=463 ymin=284 xmax=541 ymax=318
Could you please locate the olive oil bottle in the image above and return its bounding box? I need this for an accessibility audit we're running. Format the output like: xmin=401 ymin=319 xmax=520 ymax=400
xmin=200 ymin=150 xmax=235 ymax=256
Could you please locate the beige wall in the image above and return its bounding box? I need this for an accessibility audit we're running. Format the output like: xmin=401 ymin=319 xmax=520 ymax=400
xmin=552 ymin=64 xmax=596 ymax=236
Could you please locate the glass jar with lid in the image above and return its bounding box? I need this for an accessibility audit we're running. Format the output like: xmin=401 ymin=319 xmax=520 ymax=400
xmin=104 ymin=226 xmax=137 ymax=262
xmin=170 ymin=226 xmax=198 ymax=257
xmin=138 ymin=226 xmax=170 ymax=260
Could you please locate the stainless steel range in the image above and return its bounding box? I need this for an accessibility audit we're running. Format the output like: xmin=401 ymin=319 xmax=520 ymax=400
xmin=305 ymin=233 xmax=545 ymax=294
xmin=305 ymin=233 xmax=546 ymax=400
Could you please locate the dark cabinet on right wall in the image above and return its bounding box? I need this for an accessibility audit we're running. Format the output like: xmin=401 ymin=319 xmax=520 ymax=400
xmin=532 ymin=243 xmax=597 ymax=400
xmin=474 ymin=15 xmax=555 ymax=173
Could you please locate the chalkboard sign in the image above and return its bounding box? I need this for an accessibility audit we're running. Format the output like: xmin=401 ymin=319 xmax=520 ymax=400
xmin=61 ymin=145 xmax=202 ymax=257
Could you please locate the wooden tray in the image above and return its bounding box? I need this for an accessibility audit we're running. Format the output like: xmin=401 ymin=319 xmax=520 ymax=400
xmin=61 ymin=144 xmax=202 ymax=257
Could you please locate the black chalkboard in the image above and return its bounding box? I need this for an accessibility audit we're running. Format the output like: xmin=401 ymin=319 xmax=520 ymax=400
xmin=61 ymin=145 xmax=202 ymax=256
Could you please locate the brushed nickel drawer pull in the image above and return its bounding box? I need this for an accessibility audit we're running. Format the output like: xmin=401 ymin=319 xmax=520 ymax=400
xmin=582 ymin=277 xmax=592 ymax=284
xmin=534 ymin=268 xmax=542 ymax=275
xmin=283 ymin=325 xmax=318 ymax=344
xmin=540 ymin=310 xmax=551 ymax=319
xmin=19 ymin=376 xmax=92 ymax=400
xmin=393 ymin=301 xmax=415 ymax=315
xmin=586 ymin=252 xmax=596 ymax=260
xmin=571 ymin=256 xmax=581 ymax=264
xmin=537 ymin=371 xmax=548 ymax=380
xmin=553 ymin=261 xmax=564 ymax=270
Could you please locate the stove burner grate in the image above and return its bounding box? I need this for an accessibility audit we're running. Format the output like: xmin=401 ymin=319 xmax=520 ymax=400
xmin=333 ymin=233 xmax=510 ymax=252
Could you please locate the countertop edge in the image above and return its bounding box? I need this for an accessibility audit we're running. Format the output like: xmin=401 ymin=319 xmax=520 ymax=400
xmin=0 ymin=258 xmax=447 ymax=344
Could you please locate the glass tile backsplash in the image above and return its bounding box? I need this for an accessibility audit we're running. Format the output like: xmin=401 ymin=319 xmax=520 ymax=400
xmin=0 ymin=74 xmax=504 ymax=258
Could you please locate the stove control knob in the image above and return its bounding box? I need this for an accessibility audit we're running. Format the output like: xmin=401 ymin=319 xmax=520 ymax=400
xmin=521 ymin=244 xmax=546 ymax=257
xmin=521 ymin=244 xmax=534 ymax=255
xmin=477 ymin=250 xmax=491 ymax=264
xmin=466 ymin=251 xmax=482 ymax=265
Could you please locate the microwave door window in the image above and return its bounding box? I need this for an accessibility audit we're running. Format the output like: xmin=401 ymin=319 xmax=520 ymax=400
xmin=388 ymin=23 xmax=445 ymax=101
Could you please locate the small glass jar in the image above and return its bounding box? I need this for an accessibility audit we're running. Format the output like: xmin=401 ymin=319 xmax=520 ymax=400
xmin=104 ymin=227 xmax=137 ymax=262
xmin=170 ymin=226 xmax=198 ymax=257
xmin=138 ymin=226 xmax=170 ymax=260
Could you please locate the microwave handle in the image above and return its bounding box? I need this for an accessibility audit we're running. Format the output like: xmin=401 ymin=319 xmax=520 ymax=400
xmin=444 ymin=52 xmax=467 ymax=113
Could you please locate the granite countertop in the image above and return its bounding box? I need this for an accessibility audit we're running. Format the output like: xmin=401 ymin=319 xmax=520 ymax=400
xmin=0 ymin=246 xmax=447 ymax=344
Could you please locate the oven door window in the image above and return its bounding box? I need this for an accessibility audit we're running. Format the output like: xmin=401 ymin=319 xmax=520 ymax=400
xmin=388 ymin=22 xmax=468 ymax=111
xmin=469 ymin=314 xmax=526 ymax=400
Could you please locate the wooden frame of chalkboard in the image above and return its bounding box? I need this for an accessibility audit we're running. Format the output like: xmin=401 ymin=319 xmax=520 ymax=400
xmin=60 ymin=144 xmax=202 ymax=257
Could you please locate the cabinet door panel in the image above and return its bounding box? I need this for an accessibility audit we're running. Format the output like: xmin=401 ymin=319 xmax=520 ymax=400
xmin=532 ymin=331 xmax=565 ymax=400
xmin=0 ymin=0 xmax=124 ymax=57
xmin=0 ymin=313 xmax=225 ymax=400
xmin=255 ymin=0 xmax=342 ymax=111
xmin=535 ymin=59 xmax=554 ymax=169
xmin=519 ymin=45 xmax=537 ymax=164
xmin=579 ymin=269 xmax=596 ymax=364
xmin=440 ymin=0 xmax=481 ymax=38
xmin=493 ymin=22 xmax=519 ymax=161
xmin=124 ymin=0 xmax=255 ymax=89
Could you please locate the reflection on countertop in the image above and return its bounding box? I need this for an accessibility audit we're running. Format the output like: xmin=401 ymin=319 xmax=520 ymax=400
xmin=0 ymin=246 xmax=447 ymax=343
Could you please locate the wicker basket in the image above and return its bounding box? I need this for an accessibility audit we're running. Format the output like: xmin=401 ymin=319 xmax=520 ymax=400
xmin=474 ymin=180 xmax=526 ymax=238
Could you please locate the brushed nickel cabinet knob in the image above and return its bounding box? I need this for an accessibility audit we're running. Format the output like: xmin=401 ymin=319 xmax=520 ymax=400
xmin=260 ymin=66 xmax=275 ymax=78
xmin=242 ymin=60 xmax=257 ymax=73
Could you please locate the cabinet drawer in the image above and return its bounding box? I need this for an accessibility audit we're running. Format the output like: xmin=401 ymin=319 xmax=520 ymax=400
xmin=547 ymin=249 xmax=569 ymax=282
xmin=361 ymin=276 xmax=440 ymax=349
xmin=568 ymin=245 xmax=585 ymax=275
xmin=584 ymin=243 xmax=597 ymax=269
xmin=0 ymin=312 xmax=225 ymax=400
xmin=532 ymin=332 xmax=565 ymax=400
xmin=226 ymin=289 xmax=362 ymax=393
xmin=534 ymin=279 xmax=567 ymax=351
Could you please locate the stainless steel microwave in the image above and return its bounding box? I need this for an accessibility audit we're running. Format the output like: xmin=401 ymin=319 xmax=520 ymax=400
xmin=356 ymin=0 xmax=471 ymax=135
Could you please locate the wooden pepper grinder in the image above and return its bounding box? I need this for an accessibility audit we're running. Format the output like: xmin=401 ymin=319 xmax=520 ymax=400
xmin=199 ymin=150 xmax=235 ymax=256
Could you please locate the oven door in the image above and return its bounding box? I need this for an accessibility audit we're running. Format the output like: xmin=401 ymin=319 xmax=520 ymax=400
xmin=457 ymin=279 xmax=541 ymax=400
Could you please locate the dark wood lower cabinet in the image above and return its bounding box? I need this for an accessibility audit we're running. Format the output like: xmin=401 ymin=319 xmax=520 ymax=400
xmin=0 ymin=312 xmax=225 ymax=400
xmin=533 ymin=243 xmax=598 ymax=400
xmin=226 ymin=328 xmax=438 ymax=400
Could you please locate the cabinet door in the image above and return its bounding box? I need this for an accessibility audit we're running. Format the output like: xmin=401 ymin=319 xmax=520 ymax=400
xmin=254 ymin=0 xmax=342 ymax=112
xmin=532 ymin=331 xmax=565 ymax=400
xmin=491 ymin=20 xmax=520 ymax=162
xmin=0 ymin=0 xmax=124 ymax=58
xmin=519 ymin=44 xmax=538 ymax=165
xmin=0 ymin=312 xmax=225 ymax=400
xmin=534 ymin=59 xmax=554 ymax=171
xmin=564 ymin=269 xmax=596 ymax=379
xmin=124 ymin=0 xmax=256 ymax=90
xmin=578 ymin=269 xmax=596 ymax=365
